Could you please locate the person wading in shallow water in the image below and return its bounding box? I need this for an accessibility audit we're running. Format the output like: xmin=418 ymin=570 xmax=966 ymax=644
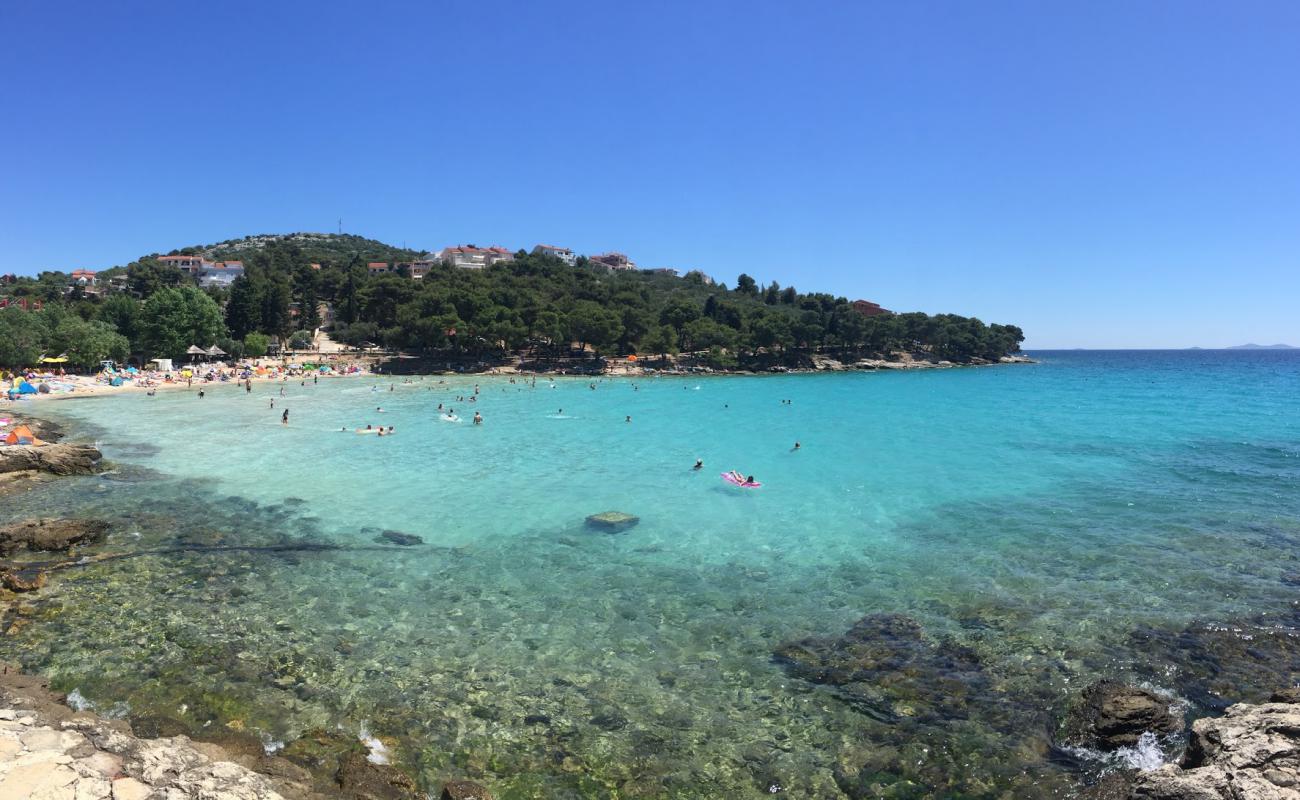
xmin=282 ymin=409 xmax=289 ymax=425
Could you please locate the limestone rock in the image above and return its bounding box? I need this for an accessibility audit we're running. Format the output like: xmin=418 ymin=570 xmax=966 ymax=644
xmin=0 ymin=443 xmax=102 ymax=477
xmin=1131 ymin=700 xmax=1300 ymax=799
xmin=0 ymin=518 xmax=110 ymax=556
xmin=585 ymin=511 xmax=640 ymax=533
xmin=1062 ymin=680 xmax=1183 ymax=751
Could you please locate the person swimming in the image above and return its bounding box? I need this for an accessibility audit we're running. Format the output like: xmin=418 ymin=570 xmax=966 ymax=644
xmin=473 ymin=412 xmax=482 ymax=425
xmin=693 ymin=459 xmax=703 ymax=470
xmin=792 ymin=441 xmax=801 ymax=451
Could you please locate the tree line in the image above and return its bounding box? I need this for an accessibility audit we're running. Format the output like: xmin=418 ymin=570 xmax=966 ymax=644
xmin=0 ymin=236 xmax=1023 ymax=369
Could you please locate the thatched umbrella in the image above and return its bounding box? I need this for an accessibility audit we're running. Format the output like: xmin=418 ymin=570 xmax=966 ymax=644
xmin=206 ymin=345 xmax=227 ymax=357
xmin=185 ymin=345 xmax=207 ymax=363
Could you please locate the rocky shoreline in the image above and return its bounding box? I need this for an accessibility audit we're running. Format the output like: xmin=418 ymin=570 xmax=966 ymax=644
xmin=0 ymin=664 xmax=498 ymax=799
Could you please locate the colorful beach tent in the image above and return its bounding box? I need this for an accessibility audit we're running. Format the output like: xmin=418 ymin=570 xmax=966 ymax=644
xmin=3 ymin=425 xmax=43 ymax=446
xmin=16 ymin=381 xmax=37 ymax=395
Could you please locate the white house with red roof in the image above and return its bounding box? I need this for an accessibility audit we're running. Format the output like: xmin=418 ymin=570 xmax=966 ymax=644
xmin=70 ymin=269 xmax=97 ymax=286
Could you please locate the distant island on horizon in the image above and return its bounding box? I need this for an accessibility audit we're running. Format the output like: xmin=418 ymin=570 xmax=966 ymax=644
xmin=1222 ymin=343 xmax=1297 ymax=350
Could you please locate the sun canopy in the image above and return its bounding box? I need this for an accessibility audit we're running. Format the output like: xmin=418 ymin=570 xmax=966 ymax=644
xmin=4 ymin=425 xmax=43 ymax=446
xmin=40 ymin=356 xmax=69 ymax=364
xmin=207 ymin=346 xmax=226 ymax=356
xmin=185 ymin=345 xmax=207 ymax=355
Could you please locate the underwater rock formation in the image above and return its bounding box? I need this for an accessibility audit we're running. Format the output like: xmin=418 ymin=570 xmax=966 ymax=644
xmin=336 ymin=750 xmax=420 ymax=799
xmin=377 ymin=530 xmax=424 ymax=546
xmin=0 ymin=517 xmax=109 ymax=556
xmin=1132 ymin=610 xmax=1300 ymax=710
xmin=0 ymin=442 xmax=102 ymax=476
xmin=1132 ymin=699 xmax=1300 ymax=799
xmin=772 ymin=613 xmax=987 ymax=724
xmin=1061 ymin=680 xmax=1184 ymax=751
xmin=584 ymin=511 xmax=640 ymax=532
xmin=441 ymin=780 xmax=494 ymax=799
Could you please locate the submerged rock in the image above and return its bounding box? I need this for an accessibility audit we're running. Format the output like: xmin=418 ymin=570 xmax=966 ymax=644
xmin=0 ymin=517 xmax=109 ymax=556
xmin=336 ymin=750 xmax=420 ymax=799
xmin=1132 ymin=699 xmax=1300 ymax=799
xmin=773 ymin=613 xmax=987 ymax=724
xmin=441 ymin=780 xmax=494 ymax=800
xmin=0 ymin=568 xmax=47 ymax=593
xmin=1061 ymin=680 xmax=1183 ymax=751
xmin=0 ymin=442 xmax=102 ymax=476
xmin=585 ymin=511 xmax=640 ymax=532
xmin=377 ymin=530 xmax=424 ymax=546
xmin=1132 ymin=611 xmax=1300 ymax=710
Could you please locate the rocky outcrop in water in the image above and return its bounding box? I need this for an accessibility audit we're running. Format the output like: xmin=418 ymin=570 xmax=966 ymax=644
xmin=586 ymin=511 xmax=640 ymax=532
xmin=0 ymin=518 xmax=109 ymax=556
xmin=772 ymin=613 xmax=987 ymax=724
xmin=0 ymin=442 xmax=102 ymax=476
xmin=1131 ymin=700 xmax=1300 ymax=799
xmin=1062 ymin=680 xmax=1184 ymax=751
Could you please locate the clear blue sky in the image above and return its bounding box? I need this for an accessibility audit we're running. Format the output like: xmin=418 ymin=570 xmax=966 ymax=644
xmin=3 ymin=1 xmax=1298 ymax=348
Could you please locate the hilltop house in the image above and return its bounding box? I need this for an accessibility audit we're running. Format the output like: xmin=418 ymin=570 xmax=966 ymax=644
xmin=531 ymin=244 xmax=577 ymax=266
xmin=404 ymin=260 xmax=436 ymax=279
xmin=156 ymin=255 xmax=244 ymax=288
xmin=589 ymin=252 xmax=637 ymax=272
xmin=368 ymin=262 xmax=393 ymax=275
xmin=157 ymin=255 xmax=208 ymax=274
xmin=198 ymin=261 xmax=243 ymax=288
xmin=852 ymin=300 xmax=892 ymax=317
xmin=436 ymin=245 xmax=514 ymax=270
xmin=70 ymin=269 xmax=97 ymax=286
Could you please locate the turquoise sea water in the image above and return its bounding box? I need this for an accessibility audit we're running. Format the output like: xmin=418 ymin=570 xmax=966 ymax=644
xmin=5 ymin=350 xmax=1300 ymax=798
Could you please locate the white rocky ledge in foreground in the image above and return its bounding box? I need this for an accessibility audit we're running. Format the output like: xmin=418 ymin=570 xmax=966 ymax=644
xmin=0 ymin=705 xmax=284 ymax=800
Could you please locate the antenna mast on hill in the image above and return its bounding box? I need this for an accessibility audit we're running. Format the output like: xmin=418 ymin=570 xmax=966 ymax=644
xmin=338 ymin=218 xmax=343 ymax=235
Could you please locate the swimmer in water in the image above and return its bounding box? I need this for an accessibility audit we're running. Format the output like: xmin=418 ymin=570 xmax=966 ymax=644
xmin=473 ymin=412 xmax=482 ymax=425
xmin=792 ymin=441 xmax=801 ymax=451
xmin=625 ymin=415 xmax=631 ymax=423
xmin=693 ymin=459 xmax=703 ymax=470
xmin=282 ymin=409 xmax=289 ymax=424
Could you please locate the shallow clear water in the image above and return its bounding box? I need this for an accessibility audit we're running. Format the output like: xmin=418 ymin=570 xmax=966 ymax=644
xmin=5 ymin=351 xmax=1300 ymax=798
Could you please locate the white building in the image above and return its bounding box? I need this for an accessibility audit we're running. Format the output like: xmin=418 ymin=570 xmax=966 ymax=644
xmin=589 ymin=252 xmax=637 ymax=272
xmin=198 ymin=261 xmax=244 ymax=288
xmin=436 ymin=245 xmax=515 ymax=270
xmin=531 ymin=244 xmax=577 ymax=266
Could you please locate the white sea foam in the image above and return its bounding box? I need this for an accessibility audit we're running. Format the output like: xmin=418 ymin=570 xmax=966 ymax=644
xmin=359 ymin=722 xmax=390 ymax=765
xmin=1114 ymin=732 xmax=1168 ymax=772
xmin=261 ymin=733 xmax=285 ymax=755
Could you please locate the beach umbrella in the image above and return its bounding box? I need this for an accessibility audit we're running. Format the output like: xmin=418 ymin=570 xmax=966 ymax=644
xmin=40 ymin=356 xmax=69 ymax=364
xmin=207 ymin=345 xmax=226 ymax=356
